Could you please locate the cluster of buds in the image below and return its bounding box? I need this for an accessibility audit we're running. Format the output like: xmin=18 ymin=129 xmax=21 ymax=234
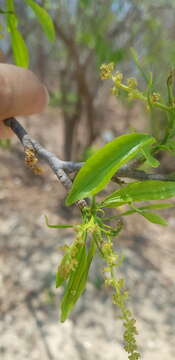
xmin=127 ymin=77 xmax=138 ymax=88
xmin=100 ymin=63 xmax=143 ymax=101
xmin=99 ymin=62 xmax=114 ymax=80
xmin=112 ymin=71 xmax=123 ymax=85
xmin=24 ymin=147 xmax=43 ymax=174
xmin=99 ymin=63 xmax=170 ymax=114
xmin=150 ymin=92 xmax=161 ymax=103
xmin=101 ymin=240 xmax=118 ymax=266
xmin=101 ymin=236 xmax=141 ymax=360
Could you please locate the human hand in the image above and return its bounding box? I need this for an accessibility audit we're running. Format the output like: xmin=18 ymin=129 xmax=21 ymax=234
xmin=0 ymin=63 xmax=49 ymax=138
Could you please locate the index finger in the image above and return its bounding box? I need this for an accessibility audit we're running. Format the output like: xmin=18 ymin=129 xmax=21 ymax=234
xmin=0 ymin=63 xmax=49 ymax=138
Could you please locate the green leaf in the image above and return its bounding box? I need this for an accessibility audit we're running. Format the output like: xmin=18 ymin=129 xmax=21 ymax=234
xmin=60 ymin=243 xmax=87 ymax=322
xmin=24 ymin=0 xmax=55 ymax=42
xmin=120 ymin=203 xmax=169 ymax=225
xmin=122 ymin=204 xmax=168 ymax=226
xmin=159 ymin=140 xmax=175 ymax=152
xmin=0 ymin=8 xmax=13 ymax=14
xmin=5 ymin=0 xmax=29 ymax=67
xmin=45 ymin=216 xmax=74 ymax=229
xmin=56 ymin=251 xmax=71 ymax=288
xmin=141 ymin=146 xmax=160 ymax=168
xmin=46 ymin=224 xmax=74 ymax=229
xmin=10 ymin=28 xmax=29 ymax=67
xmin=66 ymin=133 xmax=155 ymax=205
xmin=139 ymin=211 xmax=167 ymax=226
xmin=60 ymin=237 xmax=96 ymax=322
xmin=5 ymin=0 xmax=14 ymax=12
xmin=101 ymin=180 xmax=175 ymax=208
xmin=86 ymin=237 xmax=96 ymax=268
xmin=5 ymin=0 xmax=17 ymax=28
xmin=56 ymin=241 xmax=85 ymax=288
xmin=120 ymin=202 xmax=174 ymax=216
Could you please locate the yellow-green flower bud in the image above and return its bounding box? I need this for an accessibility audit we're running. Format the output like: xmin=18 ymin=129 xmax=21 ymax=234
xmin=112 ymin=71 xmax=123 ymax=85
xmin=151 ymin=92 xmax=160 ymax=103
xmin=100 ymin=62 xmax=114 ymax=80
xmin=127 ymin=77 xmax=138 ymax=88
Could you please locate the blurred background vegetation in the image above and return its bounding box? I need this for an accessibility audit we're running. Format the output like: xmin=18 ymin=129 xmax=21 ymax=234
xmin=1 ymin=0 xmax=175 ymax=160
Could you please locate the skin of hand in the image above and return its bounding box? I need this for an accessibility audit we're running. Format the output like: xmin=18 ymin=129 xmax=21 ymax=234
xmin=0 ymin=63 xmax=49 ymax=138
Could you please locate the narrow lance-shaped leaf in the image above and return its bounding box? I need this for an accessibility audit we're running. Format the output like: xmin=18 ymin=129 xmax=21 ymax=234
xmin=56 ymin=241 xmax=86 ymax=288
xmin=45 ymin=216 xmax=75 ymax=229
xmin=5 ymin=0 xmax=17 ymax=31
xmin=0 ymin=8 xmax=13 ymax=14
xmin=120 ymin=202 xmax=174 ymax=216
xmin=10 ymin=28 xmax=29 ymax=67
xmin=60 ymin=242 xmax=87 ymax=322
xmin=60 ymin=239 xmax=96 ymax=322
xmin=60 ymin=223 xmax=97 ymax=323
xmin=101 ymin=180 xmax=175 ymax=208
xmin=139 ymin=211 xmax=167 ymax=226
xmin=24 ymin=0 xmax=55 ymax=42
xmin=66 ymin=133 xmax=155 ymax=205
xmin=56 ymin=251 xmax=72 ymax=288
xmin=127 ymin=205 xmax=168 ymax=226
xmin=5 ymin=0 xmax=29 ymax=67
xmin=141 ymin=146 xmax=160 ymax=168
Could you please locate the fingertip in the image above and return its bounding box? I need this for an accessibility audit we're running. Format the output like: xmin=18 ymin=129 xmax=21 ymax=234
xmin=33 ymin=83 xmax=49 ymax=114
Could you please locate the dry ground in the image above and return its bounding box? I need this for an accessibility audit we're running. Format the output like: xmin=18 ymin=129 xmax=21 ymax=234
xmin=0 ymin=107 xmax=175 ymax=360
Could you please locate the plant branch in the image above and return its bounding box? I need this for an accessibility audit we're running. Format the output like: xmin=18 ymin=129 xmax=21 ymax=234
xmin=114 ymin=167 xmax=174 ymax=182
xmin=4 ymin=118 xmax=175 ymax=202
xmin=4 ymin=118 xmax=86 ymax=210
